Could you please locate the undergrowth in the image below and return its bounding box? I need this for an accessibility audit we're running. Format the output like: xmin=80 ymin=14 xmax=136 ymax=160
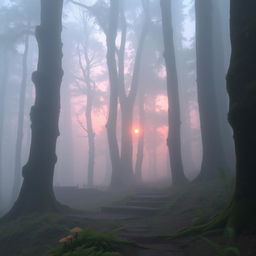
xmin=44 ymin=229 xmax=140 ymax=256
xmin=0 ymin=214 xmax=70 ymax=255
xmin=200 ymin=227 xmax=240 ymax=256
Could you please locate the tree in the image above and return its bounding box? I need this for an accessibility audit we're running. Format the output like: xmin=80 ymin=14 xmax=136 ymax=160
xmin=7 ymin=0 xmax=64 ymax=217
xmin=76 ymin=31 xmax=97 ymax=187
xmin=117 ymin=0 xmax=150 ymax=185
xmin=225 ymin=0 xmax=256 ymax=232
xmin=135 ymin=88 xmax=145 ymax=182
xmin=160 ymin=0 xmax=187 ymax=185
xmin=172 ymin=0 xmax=256 ymax=237
xmin=70 ymin=0 xmax=122 ymax=187
xmin=195 ymin=0 xmax=227 ymax=181
xmin=0 ymin=0 xmax=40 ymax=203
xmin=71 ymin=0 xmax=150 ymax=187
xmin=105 ymin=0 xmax=121 ymax=187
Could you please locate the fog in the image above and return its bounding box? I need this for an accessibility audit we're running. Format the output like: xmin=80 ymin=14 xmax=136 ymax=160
xmin=0 ymin=0 xmax=232 ymax=213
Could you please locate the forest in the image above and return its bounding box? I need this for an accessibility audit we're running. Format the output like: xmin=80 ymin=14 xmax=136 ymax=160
xmin=0 ymin=0 xmax=255 ymax=255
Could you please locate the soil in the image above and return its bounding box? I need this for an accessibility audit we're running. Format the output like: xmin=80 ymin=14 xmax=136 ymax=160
xmin=1 ymin=181 xmax=255 ymax=256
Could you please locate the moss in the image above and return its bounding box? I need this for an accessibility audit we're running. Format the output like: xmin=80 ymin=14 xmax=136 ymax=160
xmin=44 ymin=229 xmax=140 ymax=256
xmin=169 ymin=195 xmax=256 ymax=241
xmin=0 ymin=214 xmax=85 ymax=256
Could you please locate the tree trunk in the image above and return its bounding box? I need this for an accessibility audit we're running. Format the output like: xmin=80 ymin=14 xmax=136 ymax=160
xmin=226 ymin=0 xmax=256 ymax=231
xmin=195 ymin=0 xmax=227 ymax=181
xmin=7 ymin=0 xmax=64 ymax=217
xmin=172 ymin=0 xmax=256 ymax=237
xmin=160 ymin=0 xmax=187 ymax=185
xmin=0 ymin=50 xmax=9 ymax=207
xmin=135 ymin=91 xmax=145 ymax=183
xmin=120 ymin=101 xmax=134 ymax=183
xmin=106 ymin=0 xmax=122 ymax=188
xmin=77 ymin=42 xmax=96 ymax=188
xmin=12 ymin=33 xmax=30 ymax=201
xmin=118 ymin=0 xmax=150 ymax=185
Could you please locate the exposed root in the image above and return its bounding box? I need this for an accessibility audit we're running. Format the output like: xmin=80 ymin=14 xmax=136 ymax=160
xmin=169 ymin=203 xmax=233 ymax=239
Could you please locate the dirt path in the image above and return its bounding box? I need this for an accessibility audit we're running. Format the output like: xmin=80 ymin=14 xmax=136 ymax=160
xmin=66 ymin=189 xmax=185 ymax=256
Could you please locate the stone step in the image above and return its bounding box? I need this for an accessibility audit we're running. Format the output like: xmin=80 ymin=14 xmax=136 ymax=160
xmin=121 ymin=227 xmax=150 ymax=234
xmin=129 ymin=195 xmax=169 ymax=201
xmin=101 ymin=205 xmax=160 ymax=216
xmin=134 ymin=191 xmax=168 ymax=196
xmin=125 ymin=200 xmax=166 ymax=208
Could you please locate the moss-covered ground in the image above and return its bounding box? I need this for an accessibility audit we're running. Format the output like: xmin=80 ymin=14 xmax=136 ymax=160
xmin=0 ymin=180 xmax=255 ymax=256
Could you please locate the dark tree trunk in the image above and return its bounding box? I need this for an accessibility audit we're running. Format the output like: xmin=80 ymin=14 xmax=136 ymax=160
xmin=195 ymin=0 xmax=227 ymax=181
xmin=160 ymin=0 xmax=187 ymax=185
xmin=106 ymin=0 xmax=122 ymax=187
xmin=0 ymin=50 xmax=9 ymax=207
xmin=165 ymin=1 xmax=256 ymax=237
xmin=118 ymin=0 xmax=150 ymax=185
xmin=135 ymin=91 xmax=145 ymax=183
xmin=12 ymin=34 xmax=30 ymax=201
xmin=175 ymin=0 xmax=256 ymax=236
xmin=7 ymin=0 xmax=64 ymax=217
xmin=225 ymin=0 xmax=256 ymax=231
xmin=120 ymin=102 xmax=134 ymax=183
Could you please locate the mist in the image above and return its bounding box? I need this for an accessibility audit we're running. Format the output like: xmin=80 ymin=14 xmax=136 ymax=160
xmin=1 ymin=0 xmax=255 ymax=255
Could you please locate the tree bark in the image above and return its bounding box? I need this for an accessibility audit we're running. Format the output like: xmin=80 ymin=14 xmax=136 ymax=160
xmin=226 ymin=0 xmax=256 ymax=231
xmin=160 ymin=0 xmax=187 ymax=185
xmin=106 ymin=0 xmax=122 ymax=188
xmin=135 ymin=91 xmax=145 ymax=183
xmin=195 ymin=0 xmax=227 ymax=181
xmin=0 ymin=50 xmax=9 ymax=208
xmin=12 ymin=33 xmax=30 ymax=201
xmin=7 ymin=0 xmax=64 ymax=217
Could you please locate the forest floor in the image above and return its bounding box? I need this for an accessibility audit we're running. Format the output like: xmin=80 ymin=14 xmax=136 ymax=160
xmin=0 ymin=180 xmax=256 ymax=256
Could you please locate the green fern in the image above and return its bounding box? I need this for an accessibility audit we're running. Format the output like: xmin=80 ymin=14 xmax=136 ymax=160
xmin=44 ymin=229 xmax=139 ymax=256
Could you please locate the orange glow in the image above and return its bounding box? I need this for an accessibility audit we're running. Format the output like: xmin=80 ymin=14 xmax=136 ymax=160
xmin=133 ymin=128 xmax=140 ymax=135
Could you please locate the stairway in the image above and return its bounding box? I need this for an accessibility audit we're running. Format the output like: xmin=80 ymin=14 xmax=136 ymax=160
xmin=101 ymin=190 xmax=169 ymax=217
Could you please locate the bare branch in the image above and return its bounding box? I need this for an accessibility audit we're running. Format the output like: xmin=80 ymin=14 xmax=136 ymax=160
xmin=70 ymin=0 xmax=92 ymax=10
xmin=76 ymin=115 xmax=88 ymax=135
xmin=77 ymin=44 xmax=87 ymax=80
xmin=74 ymin=78 xmax=87 ymax=94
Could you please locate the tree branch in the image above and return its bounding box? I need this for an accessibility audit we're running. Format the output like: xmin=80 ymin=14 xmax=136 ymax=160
xmin=69 ymin=0 xmax=91 ymax=10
